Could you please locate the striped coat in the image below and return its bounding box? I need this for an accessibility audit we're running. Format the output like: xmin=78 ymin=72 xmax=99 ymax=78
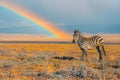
xmin=72 ymin=30 xmax=106 ymax=61
xmin=78 ymin=36 xmax=104 ymax=50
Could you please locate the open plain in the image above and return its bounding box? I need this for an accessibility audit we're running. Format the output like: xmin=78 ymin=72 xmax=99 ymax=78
xmin=0 ymin=43 xmax=119 ymax=80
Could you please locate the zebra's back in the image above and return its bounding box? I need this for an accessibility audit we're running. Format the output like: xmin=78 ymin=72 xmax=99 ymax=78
xmin=79 ymin=36 xmax=104 ymax=50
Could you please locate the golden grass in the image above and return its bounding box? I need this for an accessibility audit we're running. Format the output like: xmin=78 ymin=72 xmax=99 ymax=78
xmin=0 ymin=43 xmax=119 ymax=79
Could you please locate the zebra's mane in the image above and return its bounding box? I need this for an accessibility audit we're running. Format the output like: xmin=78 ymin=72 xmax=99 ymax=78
xmin=74 ymin=30 xmax=81 ymax=34
xmin=74 ymin=30 xmax=83 ymax=36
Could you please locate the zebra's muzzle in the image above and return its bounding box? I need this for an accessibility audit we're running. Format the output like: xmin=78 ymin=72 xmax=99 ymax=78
xmin=72 ymin=40 xmax=75 ymax=44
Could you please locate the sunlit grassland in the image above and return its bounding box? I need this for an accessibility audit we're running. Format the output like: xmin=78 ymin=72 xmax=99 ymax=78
xmin=0 ymin=44 xmax=119 ymax=80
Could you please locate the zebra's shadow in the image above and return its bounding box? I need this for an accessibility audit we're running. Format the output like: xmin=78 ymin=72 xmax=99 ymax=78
xmin=53 ymin=56 xmax=75 ymax=60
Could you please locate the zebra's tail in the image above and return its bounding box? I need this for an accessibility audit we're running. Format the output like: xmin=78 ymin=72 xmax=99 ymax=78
xmin=98 ymin=37 xmax=107 ymax=56
xmin=101 ymin=45 xmax=107 ymax=56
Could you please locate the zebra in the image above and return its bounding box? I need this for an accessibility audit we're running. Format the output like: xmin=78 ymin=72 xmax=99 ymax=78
xmin=72 ymin=30 xmax=107 ymax=61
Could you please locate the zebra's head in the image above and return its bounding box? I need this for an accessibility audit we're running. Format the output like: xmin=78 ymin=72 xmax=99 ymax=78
xmin=72 ymin=30 xmax=82 ymax=43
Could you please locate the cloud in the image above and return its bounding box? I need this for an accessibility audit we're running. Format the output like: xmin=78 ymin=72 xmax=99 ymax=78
xmin=39 ymin=0 xmax=93 ymax=17
xmin=8 ymin=0 xmax=120 ymax=25
xmin=1 ymin=0 xmax=120 ymax=24
xmin=0 ymin=33 xmax=120 ymax=42
xmin=0 ymin=34 xmax=52 ymax=41
xmin=1 ymin=0 xmax=120 ymax=34
xmin=19 ymin=21 xmax=36 ymax=27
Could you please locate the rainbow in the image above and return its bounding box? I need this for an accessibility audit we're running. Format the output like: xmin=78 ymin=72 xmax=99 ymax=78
xmin=0 ymin=0 xmax=71 ymax=39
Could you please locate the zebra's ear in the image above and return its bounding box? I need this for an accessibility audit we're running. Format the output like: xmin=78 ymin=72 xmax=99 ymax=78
xmin=74 ymin=30 xmax=77 ymax=33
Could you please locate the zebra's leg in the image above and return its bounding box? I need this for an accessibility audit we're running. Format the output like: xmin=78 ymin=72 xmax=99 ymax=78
xmin=101 ymin=45 xmax=107 ymax=56
xmin=84 ymin=49 xmax=88 ymax=62
xmin=96 ymin=46 xmax=103 ymax=61
xmin=80 ymin=48 xmax=85 ymax=61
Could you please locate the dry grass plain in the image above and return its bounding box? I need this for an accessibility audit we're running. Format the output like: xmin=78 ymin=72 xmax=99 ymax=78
xmin=0 ymin=43 xmax=119 ymax=80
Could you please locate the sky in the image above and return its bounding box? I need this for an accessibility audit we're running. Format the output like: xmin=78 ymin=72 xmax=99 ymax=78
xmin=0 ymin=0 xmax=120 ymax=39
